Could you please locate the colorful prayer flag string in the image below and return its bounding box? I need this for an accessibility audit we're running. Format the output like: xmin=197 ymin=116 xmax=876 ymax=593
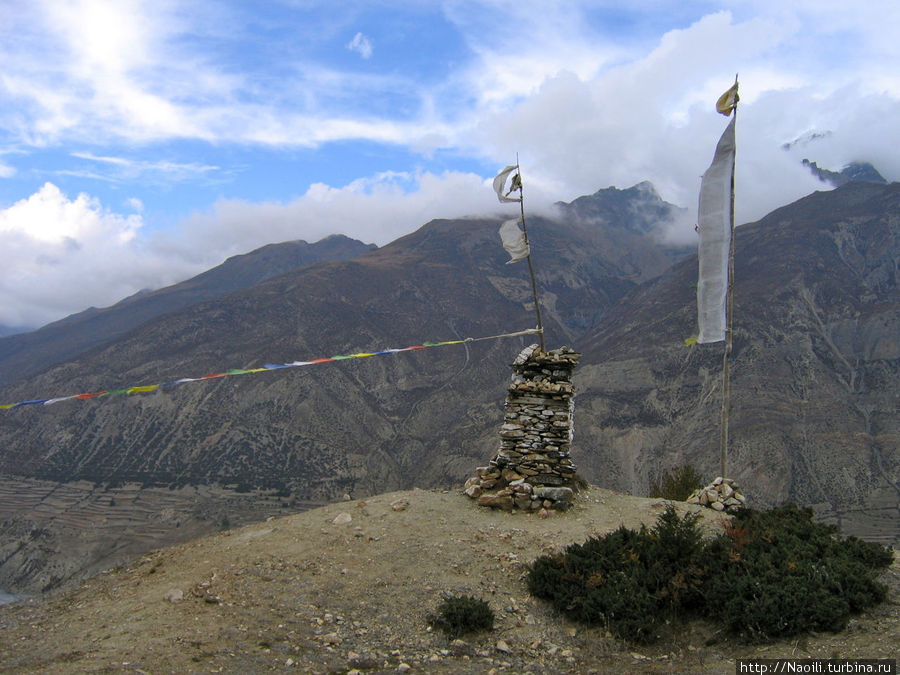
xmin=0 ymin=328 xmax=542 ymax=411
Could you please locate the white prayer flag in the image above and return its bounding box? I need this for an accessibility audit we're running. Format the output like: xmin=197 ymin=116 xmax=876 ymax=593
xmin=493 ymin=165 xmax=522 ymax=203
xmin=697 ymin=115 xmax=736 ymax=343
xmin=499 ymin=218 xmax=530 ymax=263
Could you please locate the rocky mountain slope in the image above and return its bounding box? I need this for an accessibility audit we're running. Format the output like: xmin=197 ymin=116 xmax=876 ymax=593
xmin=0 ymin=234 xmax=376 ymax=386
xmin=1 ymin=488 xmax=897 ymax=674
xmin=1 ymin=180 xmax=897 ymax=597
xmin=575 ymin=181 xmax=900 ymax=544
xmin=0 ymin=183 xmax=688 ymax=492
xmin=0 ymin=183 xmax=689 ymax=594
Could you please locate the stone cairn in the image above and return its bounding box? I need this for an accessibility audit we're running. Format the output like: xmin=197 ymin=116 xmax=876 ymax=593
xmin=465 ymin=344 xmax=581 ymax=512
xmin=686 ymin=477 xmax=747 ymax=513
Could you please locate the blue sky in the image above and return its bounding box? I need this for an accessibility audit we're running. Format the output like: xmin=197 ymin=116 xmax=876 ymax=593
xmin=1 ymin=0 xmax=899 ymax=330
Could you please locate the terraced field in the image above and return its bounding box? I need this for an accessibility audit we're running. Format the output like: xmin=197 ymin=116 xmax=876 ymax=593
xmin=0 ymin=475 xmax=322 ymax=595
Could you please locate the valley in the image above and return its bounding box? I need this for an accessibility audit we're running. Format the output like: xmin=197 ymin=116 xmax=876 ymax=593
xmin=0 ymin=180 xmax=897 ymax=596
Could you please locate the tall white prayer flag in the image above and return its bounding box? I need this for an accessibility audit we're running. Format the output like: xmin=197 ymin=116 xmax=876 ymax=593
xmin=697 ymin=114 xmax=736 ymax=343
xmin=498 ymin=218 xmax=529 ymax=263
xmin=493 ymin=165 xmax=522 ymax=203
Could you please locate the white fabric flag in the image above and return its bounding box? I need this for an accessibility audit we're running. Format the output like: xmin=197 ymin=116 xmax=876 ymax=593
xmin=697 ymin=115 xmax=736 ymax=343
xmin=499 ymin=218 xmax=530 ymax=263
xmin=493 ymin=165 xmax=522 ymax=203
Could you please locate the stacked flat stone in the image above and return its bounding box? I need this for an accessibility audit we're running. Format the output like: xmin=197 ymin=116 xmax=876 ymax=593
xmin=686 ymin=477 xmax=747 ymax=513
xmin=465 ymin=344 xmax=581 ymax=512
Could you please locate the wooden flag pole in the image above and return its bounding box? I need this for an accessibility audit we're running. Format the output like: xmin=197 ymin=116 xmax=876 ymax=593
xmin=719 ymin=76 xmax=738 ymax=479
xmin=514 ymin=155 xmax=546 ymax=351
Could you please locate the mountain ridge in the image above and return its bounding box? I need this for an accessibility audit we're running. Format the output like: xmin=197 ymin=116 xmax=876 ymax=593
xmin=0 ymin=234 xmax=376 ymax=387
xmin=0 ymin=181 xmax=897 ymax=597
xmin=574 ymin=181 xmax=899 ymax=543
xmin=0 ymin=182 xmax=692 ymax=594
xmin=803 ymin=159 xmax=887 ymax=187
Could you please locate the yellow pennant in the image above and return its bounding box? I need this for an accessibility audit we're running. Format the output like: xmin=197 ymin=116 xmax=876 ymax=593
xmin=716 ymin=82 xmax=739 ymax=116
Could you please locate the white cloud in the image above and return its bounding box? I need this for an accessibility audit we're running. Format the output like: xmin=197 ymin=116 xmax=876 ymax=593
xmin=0 ymin=183 xmax=195 ymax=327
xmin=0 ymin=182 xmax=139 ymax=244
xmin=125 ymin=197 xmax=144 ymax=212
xmin=441 ymin=0 xmax=624 ymax=108
xmin=458 ymin=8 xmax=898 ymax=236
xmin=69 ymin=152 xmax=221 ymax=182
xmin=177 ymin=169 xmax=499 ymax=256
xmin=2 ymin=2 xmax=429 ymax=147
xmin=0 ymin=0 xmax=202 ymax=144
xmin=0 ymin=171 xmax=508 ymax=328
xmin=347 ymin=32 xmax=373 ymax=59
xmin=1 ymin=0 xmax=899 ymax=329
xmin=3 ymin=0 xmax=898 ymax=161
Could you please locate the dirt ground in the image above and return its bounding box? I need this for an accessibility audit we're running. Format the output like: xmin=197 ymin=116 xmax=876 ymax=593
xmin=1 ymin=486 xmax=897 ymax=674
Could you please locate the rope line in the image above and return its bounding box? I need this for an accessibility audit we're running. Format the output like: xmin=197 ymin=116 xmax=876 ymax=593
xmin=0 ymin=327 xmax=542 ymax=411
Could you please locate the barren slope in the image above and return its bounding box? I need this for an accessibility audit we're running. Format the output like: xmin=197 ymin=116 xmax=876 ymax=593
xmin=1 ymin=487 xmax=896 ymax=674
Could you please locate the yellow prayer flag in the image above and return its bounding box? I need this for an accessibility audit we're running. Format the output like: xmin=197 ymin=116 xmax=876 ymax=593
xmin=127 ymin=385 xmax=159 ymax=394
xmin=716 ymin=82 xmax=739 ymax=116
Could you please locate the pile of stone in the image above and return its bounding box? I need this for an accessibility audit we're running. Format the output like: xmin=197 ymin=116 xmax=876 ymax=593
xmin=686 ymin=477 xmax=747 ymax=513
xmin=465 ymin=344 xmax=581 ymax=512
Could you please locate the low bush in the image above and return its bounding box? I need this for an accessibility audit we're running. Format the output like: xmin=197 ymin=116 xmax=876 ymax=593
xmin=528 ymin=506 xmax=707 ymax=641
xmin=432 ymin=594 xmax=495 ymax=638
xmin=703 ymin=503 xmax=891 ymax=641
xmin=527 ymin=503 xmax=893 ymax=644
xmin=649 ymin=464 xmax=705 ymax=501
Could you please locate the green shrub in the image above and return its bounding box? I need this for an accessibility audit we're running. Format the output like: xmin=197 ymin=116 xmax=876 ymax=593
xmin=649 ymin=464 xmax=705 ymax=501
xmin=528 ymin=506 xmax=707 ymax=642
xmin=527 ymin=503 xmax=893 ymax=645
xmin=433 ymin=595 xmax=495 ymax=638
xmin=703 ymin=503 xmax=891 ymax=641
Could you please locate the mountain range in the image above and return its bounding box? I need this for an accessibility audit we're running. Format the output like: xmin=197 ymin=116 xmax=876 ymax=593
xmin=575 ymin=181 xmax=899 ymax=542
xmin=0 ymin=178 xmax=896 ymax=595
xmin=0 ymin=235 xmax=375 ymax=386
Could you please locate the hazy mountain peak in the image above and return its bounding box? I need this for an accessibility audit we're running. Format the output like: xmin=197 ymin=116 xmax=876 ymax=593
xmin=802 ymin=159 xmax=887 ymax=187
xmin=554 ymin=181 xmax=684 ymax=236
